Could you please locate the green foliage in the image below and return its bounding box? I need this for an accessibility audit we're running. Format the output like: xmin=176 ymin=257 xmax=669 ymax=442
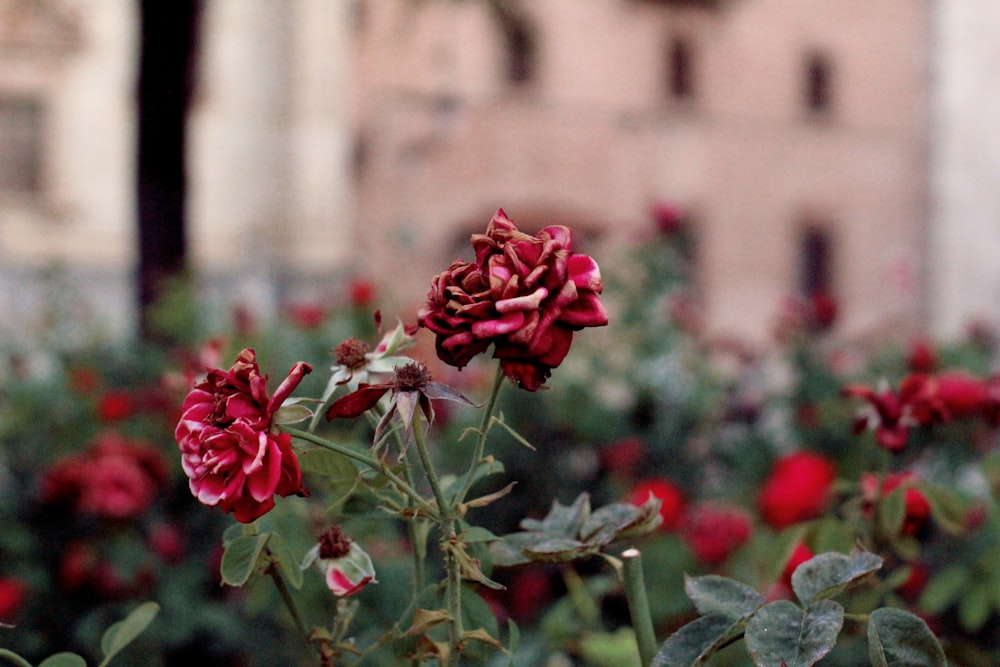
xmin=655 ymin=547 xmax=946 ymax=667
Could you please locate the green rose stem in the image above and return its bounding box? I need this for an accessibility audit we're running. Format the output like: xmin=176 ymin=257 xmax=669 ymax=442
xmin=266 ymin=547 xmax=309 ymax=639
xmin=283 ymin=427 xmax=439 ymax=521
xmin=410 ymin=412 xmax=464 ymax=667
xmin=455 ymin=364 xmax=506 ymax=505
xmin=622 ymin=548 xmax=656 ymax=667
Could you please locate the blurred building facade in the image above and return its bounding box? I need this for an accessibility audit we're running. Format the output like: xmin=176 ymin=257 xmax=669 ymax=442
xmin=352 ymin=0 xmax=929 ymax=346
xmin=0 ymin=0 xmax=993 ymax=347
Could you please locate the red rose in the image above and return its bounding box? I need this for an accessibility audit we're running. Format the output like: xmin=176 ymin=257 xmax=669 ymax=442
xmin=347 ymin=278 xmax=376 ymax=307
xmin=97 ymin=390 xmax=135 ymax=422
xmin=40 ymin=433 xmax=169 ymax=520
xmin=418 ymin=209 xmax=608 ymax=391
xmin=896 ymin=562 xmax=930 ymax=602
xmin=0 ymin=577 xmax=26 ymax=622
xmin=628 ymin=478 xmax=685 ymax=531
xmin=682 ymin=504 xmax=752 ymax=565
xmin=175 ymin=349 xmax=311 ymax=522
xmin=780 ymin=542 xmax=814 ymax=587
xmin=600 ymin=437 xmax=646 ymax=475
xmin=881 ymin=473 xmax=931 ymax=536
xmin=862 ymin=472 xmax=932 ymax=537
xmin=758 ymin=451 xmax=836 ymax=529
xmin=906 ymin=340 xmax=937 ymax=373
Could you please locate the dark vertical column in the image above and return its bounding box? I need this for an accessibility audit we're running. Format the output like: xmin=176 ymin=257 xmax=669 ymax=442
xmin=136 ymin=0 xmax=201 ymax=338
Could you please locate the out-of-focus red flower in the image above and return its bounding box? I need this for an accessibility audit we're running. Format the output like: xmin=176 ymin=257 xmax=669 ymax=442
xmin=175 ymin=349 xmax=311 ymax=523
xmin=863 ymin=472 xmax=932 ymax=537
xmin=906 ymin=340 xmax=937 ymax=373
xmin=40 ymin=432 xmax=169 ymax=521
xmin=507 ymin=567 xmax=552 ymax=623
xmin=896 ymin=562 xmax=930 ymax=602
xmin=682 ymin=504 xmax=752 ymax=566
xmin=59 ymin=541 xmax=98 ymax=591
xmin=600 ymin=437 xmax=646 ymax=475
xmin=0 ymin=577 xmax=27 ymax=622
xmin=97 ymin=390 xmax=135 ymax=422
xmin=628 ymin=478 xmax=685 ymax=531
xmin=651 ymin=200 xmax=685 ymax=236
xmin=68 ymin=366 xmax=99 ymax=394
xmin=758 ymin=451 xmax=836 ymax=529
xmin=149 ymin=523 xmax=186 ymax=564
xmin=780 ymin=542 xmax=814 ymax=587
xmin=418 ymin=209 xmax=608 ymax=391
xmin=902 ymin=371 xmax=989 ymax=424
xmin=347 ymin=278 xmax=376 ymax=307
xmin=808 ymin=291 xmax=838 ymax=332
xmin=286 ymin=302 xmax=327 ymax=329
xmin=842 ymin=381 xmax=912 ymax=452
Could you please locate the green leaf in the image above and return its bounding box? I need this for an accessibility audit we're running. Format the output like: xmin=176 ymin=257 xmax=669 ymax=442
xmin=917 ymin=564 xmax=969 ymax=615
xmin=919 ymin=482 xmax=966 ymax=535
xmin=745 ymin=599 xmax=843 ymax=667
xmin=98 ymin=601 xmax=160 ymax=667
xmin=489 ymin=412 xmax=535 ymax=450
xmin=0 ymin=649 xmax=34 ymax=667
xmin=220 ymin=533 xmax=271 ymax=586
xmin=958 ymin=579 xmax=991 ymax=632
xmin=878 ymin=488 xmax=906 ymax=538
xmin=39 ymin=654 xmax=87 ymax=667
xmin=444 ymin=459 xmax=505 ymax=501
xmin=523 ymin=538 xmax=593 ymax=563
xmin=272 ymin=402 xmax=313 ymax=425
xmin=297 ymin=448 xmax=361 ymax=502
xmin=267 ymin=532 xmax=303 ymax=590
xmin=684 ymin=575 xmax=765 ymax=620
xmin=867 ymin=607 xmax=946 ymax=667
xmin=582 ymin=499 xmax=662 ymax=544
xmin=652 ymin=614 xmax=742 ymax=667
xmin=579 ymin=628 xmax=641 ymax=667
xmin=519 ymin=493 xmax=590 ymax=539
xmin=790 ymin=547 xmax=882 ymax=605
xmin=462 ymin=525 xmax=499 ymax=544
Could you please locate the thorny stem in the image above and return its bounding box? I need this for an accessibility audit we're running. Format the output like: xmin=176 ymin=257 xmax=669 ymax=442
xmin=456 ymin=364 xmax=506 ymax=505
xmin=411 ymin=412 xmax=464 ymax=667
xmin=283 ymin=427 xmax=439 ymax=520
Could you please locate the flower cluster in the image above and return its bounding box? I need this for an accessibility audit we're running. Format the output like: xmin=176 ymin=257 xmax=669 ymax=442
xmin=418 ymin=209 xmax=608 ymax=391
xmin=844 ymin=369 xmax=1000 ymax=451
xmin=175 ymin=349 xmax=311 ymax=522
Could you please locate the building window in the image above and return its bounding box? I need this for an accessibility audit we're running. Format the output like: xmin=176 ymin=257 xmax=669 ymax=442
xmin=799 ymin=225 xmax=833 ymax=296
xmin=498 ymin=11 xmax=535 ymax=85
xmin=0 ymin=96 xmax=43 ymax=194
xmin=804 ymin=52 xmax=832 ymax=113
xmin=666 ymin=36 xmax=695 ymax=100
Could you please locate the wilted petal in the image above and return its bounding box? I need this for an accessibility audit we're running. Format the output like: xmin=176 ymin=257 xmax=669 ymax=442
xmin=567 ymin=254 xmax=603 ymax=292
xmin=325 ymin=384 xmax=391 ymax=421
xmin=560 ymin=292 xmax=609 ymax=328
xmin=268 ymin=361 xmax=313 ymax=415
xmin=472 ymin=312 xmax=525 ymax=338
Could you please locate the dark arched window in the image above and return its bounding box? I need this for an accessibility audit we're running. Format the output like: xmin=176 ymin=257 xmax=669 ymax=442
xmin=804 ymin=52 xmax=833 ymax=113
xmin=501 ymin=13 xmax=535 ymax=85
xmin=799 ymin=225 xmax=833 ymax=296
xmin=667 ymin=36 xmax=694 ymax=99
